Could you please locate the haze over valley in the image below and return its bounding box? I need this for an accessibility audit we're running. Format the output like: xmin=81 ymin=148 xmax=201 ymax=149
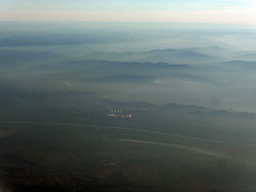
xmin=1 ymin=21 xmax=256 ymax=191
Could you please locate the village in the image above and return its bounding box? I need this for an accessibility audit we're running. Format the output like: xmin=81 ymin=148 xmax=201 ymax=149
xmin=108 ymin=110 xmax=132 ymax=118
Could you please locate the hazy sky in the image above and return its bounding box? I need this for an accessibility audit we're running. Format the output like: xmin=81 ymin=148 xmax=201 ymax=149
xmin=1 ymin=0 xmax=256 ymax=25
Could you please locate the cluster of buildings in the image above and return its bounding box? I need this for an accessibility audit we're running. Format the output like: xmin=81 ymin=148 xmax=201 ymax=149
xmin=108 ymin=110 xmax=132 ymax=118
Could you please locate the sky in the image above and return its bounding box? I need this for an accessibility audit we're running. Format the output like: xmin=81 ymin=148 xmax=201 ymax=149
xmin=1 ymin=0 xmax=256 ymax=25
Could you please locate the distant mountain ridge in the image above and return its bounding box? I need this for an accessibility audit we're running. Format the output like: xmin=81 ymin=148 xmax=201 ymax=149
xmin=88 ymin=74 xmax=156 ymax=83
xmin=101 ymin=99 xmax=256 ymax=120
xmin=0 ymin=50 xmax=62 ymax=67
xmin=84 ymin=48 xmax=220 ymax=64
xmin=223 ymin=60 xmax=256 ymax=69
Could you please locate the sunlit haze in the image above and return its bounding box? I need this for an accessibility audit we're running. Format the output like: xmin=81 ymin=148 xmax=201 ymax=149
xmin=1 ymin=0 xmax=256 ymax=25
